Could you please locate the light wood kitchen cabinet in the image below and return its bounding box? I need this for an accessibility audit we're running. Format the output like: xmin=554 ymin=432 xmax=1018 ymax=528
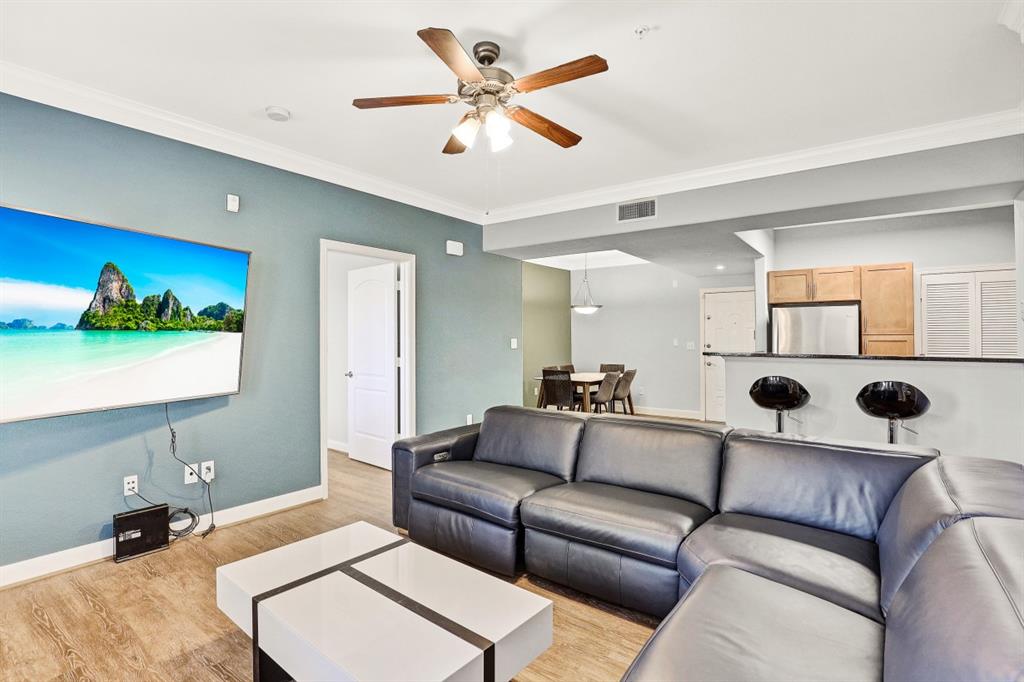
xmin=768 ymin=269 xmax=813 ymax=303
xmin=769 ymin=266 xmax=861 ymax=303
xmin=811 ymin=265 xmax=861 ymax=301
xmin=861 ymin=262 xmax=914 ymax=335
xmin=862 ymin=334 xmax=915 ymax=356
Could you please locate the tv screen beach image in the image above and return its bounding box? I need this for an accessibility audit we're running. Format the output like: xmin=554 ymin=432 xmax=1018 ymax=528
xmin=0 ymin=206 xmax=250 ymax=423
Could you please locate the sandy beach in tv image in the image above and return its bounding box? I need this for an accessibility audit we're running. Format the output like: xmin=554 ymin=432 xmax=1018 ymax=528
xmin=0 ymin=207 xmax=249 ymax=423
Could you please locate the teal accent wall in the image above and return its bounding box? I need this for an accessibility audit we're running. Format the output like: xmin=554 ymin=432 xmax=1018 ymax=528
xmin=0 ymin=95 xmax=522 ymax=565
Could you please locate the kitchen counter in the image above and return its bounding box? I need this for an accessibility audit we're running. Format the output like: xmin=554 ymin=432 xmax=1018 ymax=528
xmin=709 ymin=353 xmax=1023 ymax=461
xmin=705 ymin=351 xmax=1024 ymax=364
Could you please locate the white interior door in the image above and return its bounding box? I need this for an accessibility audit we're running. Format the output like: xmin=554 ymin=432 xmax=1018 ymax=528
xmin=347 ymin=262 xmax=397 ymax=469
xmin=703 ymin=290 xmax=756 ymax=422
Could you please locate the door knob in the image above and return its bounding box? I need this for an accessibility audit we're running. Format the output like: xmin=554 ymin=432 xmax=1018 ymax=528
xmin=705 ymin=343 xmax=711 ymax=348
xmin=344 ymin=371 xmax=354 ymax=378
xmin=706 ymin=362 xmax=712 ymax=366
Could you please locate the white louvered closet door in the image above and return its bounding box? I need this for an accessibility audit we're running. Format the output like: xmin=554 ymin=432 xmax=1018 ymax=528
xmin=976 ymin=271 xmax=1019 ymax=358
xmin=921 ymin=269 xmax=1019 ymax=358
xmin=921 ymin=272 xmax=975 ymax=356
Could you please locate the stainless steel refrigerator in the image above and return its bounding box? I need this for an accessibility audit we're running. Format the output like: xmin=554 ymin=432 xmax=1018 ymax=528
xmin=771 ymin=304 xmax=860 ymax=355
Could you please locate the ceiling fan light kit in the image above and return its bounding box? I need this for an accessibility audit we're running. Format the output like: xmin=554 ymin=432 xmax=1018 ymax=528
xmin=353 ymin=27 xmax=608 ymax=155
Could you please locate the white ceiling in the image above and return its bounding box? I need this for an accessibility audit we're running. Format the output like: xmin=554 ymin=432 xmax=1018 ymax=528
xmin=2 ymin=1 xmax=1021 ymax=224
xmin=527 ymin=250 xmax=649 ymax=271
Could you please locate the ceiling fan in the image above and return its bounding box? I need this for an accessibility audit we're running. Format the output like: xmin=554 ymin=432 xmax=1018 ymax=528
xmin=353 ymin=28 xmax=608 ymax=154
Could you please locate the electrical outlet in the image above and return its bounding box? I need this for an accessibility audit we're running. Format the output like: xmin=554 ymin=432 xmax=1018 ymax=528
xmin=201 ymin=460 xmax=215 ymax=482
xmin=637 ymin=386 xmax=646 ymax=396
xmin=466 ymin=414 xmax=473 ymax=425
xmin=686 ymin=341 xmax=696 ymax=350
xmin=534 ymin=387 xmax=539 ymax=396
xmin=184 ymin=463 xmax=199 ymax=485
xmin=123 ymin=475 xmax=138 ymax=497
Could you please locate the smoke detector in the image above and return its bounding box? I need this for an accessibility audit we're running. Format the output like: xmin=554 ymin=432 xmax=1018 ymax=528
xmin=265 ymin=106 xmax=291 ymax=122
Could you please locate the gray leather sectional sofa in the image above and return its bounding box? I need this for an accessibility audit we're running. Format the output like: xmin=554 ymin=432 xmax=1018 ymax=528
xmin=392 ymin=405 xmax=1024 ymax=681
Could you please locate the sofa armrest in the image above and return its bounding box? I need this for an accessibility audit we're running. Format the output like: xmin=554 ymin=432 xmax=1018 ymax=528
xmin=876 ymin=456 xmax=1024 ymax=615
xmin=391 ymin=424 xmax=481 ymax=529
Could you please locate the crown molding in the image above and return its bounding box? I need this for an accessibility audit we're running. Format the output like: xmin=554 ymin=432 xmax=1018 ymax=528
xmin=481 ymin=108 xmax=1024 ymax=224
xmin=0 ymin=62 xmax=483 ymax=224
xmin=3 ymin=61 xmax=1021 ymax=229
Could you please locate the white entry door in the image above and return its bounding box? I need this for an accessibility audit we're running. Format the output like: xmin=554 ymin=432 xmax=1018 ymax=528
xmin=347 ymin=262 xmax=398 ymax=469
xmin=703 ymin=290 xmax=755 ymax=422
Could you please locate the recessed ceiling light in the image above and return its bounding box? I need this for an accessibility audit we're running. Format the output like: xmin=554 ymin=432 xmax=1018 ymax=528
xmin=715 ymin=264 xmax=726 ymax=270
xmin=265 ymin=106 xmax=291 ymax=122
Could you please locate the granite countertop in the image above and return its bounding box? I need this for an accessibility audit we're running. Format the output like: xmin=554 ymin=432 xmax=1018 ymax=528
xmin=703 ymin=351 xmax=1024 ymax=364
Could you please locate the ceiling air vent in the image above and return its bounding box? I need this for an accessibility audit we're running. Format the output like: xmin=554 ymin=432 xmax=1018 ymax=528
xmin=617 ymin=198 xmax=657 ymax=222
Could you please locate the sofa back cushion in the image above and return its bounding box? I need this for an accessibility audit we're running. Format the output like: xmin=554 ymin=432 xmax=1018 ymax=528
xmin=473 ymin=406 xmax=585 ymax=481
xmin=875 ymin=456 xmax=1024 ymax=616
xmin=719 ymin=429 xmax=935 ymax=540
xmin=884 ymin=517 xmax=1024 ymax=682
xmin=575 ymin=417 xmax=728 ymax=509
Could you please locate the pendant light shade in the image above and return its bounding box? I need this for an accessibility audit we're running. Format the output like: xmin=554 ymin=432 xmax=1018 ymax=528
xmin=571 ymin=253 xmax=602 ymax=315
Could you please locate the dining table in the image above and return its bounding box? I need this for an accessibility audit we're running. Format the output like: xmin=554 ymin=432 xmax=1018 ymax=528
xmin=532 ymin=371 xmax=635 ymax=414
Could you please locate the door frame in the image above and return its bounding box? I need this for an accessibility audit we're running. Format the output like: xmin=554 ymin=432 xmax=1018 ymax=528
xmin=698 ymin=286 xmax=755 ymax=421
xmin=319 ymin=238 xmax=416 ymax=496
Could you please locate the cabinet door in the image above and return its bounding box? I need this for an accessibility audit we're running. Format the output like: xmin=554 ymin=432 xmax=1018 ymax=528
xmin=812 ymin=266 xmax=860 ymax=301
xmin=861 ymin=262 xmax=914 ymax=334
xmin=863 ymin=334 xmax=914 ymax=356
xmin=768 ymin=269 xmax=813 ymax=303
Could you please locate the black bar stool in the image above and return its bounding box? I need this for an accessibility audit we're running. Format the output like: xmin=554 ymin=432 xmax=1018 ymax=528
xmin=856 ymin=381 xmax=930 ymax=444
xmin=749 ymin=376 xmax=810 ymax=433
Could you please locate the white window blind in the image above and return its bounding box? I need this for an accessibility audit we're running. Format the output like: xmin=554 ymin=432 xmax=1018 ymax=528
xmin=921 ymin=269 xmax=1019 ymax=358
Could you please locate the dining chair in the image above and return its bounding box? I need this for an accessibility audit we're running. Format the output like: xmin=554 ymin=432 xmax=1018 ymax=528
xmin=558 ymin=364 xmax=576 ymax=372
xmin=611 ymin=369 xmax=637 ymax=414
xmin=599 ymin=363 xmax=625 ymax=373
xmin=590 ymin=372 xmax=620 ymax=413
xmin=542 ymin=369 xmax=580 ymax=411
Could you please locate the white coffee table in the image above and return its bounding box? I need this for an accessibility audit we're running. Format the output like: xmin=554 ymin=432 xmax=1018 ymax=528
xmin=216 ymin=521 xmax=552 ymax=682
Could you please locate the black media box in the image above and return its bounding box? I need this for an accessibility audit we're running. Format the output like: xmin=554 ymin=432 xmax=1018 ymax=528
xmin=113 ymin=503 xmax=169 ymax=562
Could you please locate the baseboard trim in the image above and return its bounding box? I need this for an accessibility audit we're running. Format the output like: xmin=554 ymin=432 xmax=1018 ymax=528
xmin=327 ymin=439 xmax=349 ymax=453
xmin=0 ymin=484 xmax=325 ymax=589
xmin=633 ymin=406 xmax=705 ymax=420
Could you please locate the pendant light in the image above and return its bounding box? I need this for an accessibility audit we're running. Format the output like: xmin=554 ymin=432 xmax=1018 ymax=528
xmin=571 ymin=253 xmax=602 ymax=315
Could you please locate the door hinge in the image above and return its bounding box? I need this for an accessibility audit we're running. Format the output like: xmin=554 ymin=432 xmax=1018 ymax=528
xmin=395 ymin=357 xmax=402 ymax=368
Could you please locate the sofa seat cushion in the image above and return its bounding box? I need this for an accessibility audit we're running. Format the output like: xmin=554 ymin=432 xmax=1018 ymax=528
xmin=677 ymin=513 xmax=882 ymax=621
xmin=622 ymin=565 xmax=884 ymax=682
xmin=520 ymin=482 xmax=712 ymax=568
xmin=411 ymin=461 xmax=564 ymax=529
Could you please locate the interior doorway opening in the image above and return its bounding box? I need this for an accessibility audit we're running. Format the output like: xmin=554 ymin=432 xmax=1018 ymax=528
xmin=319 ymin=239 xmax=415 ymax=488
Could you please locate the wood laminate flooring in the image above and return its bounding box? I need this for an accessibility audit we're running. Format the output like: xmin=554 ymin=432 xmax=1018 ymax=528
xmin=0 ymin=452 xmax=658 ymax=681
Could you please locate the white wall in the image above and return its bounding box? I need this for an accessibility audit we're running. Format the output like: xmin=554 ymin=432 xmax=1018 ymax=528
xmin=325 ymin=251 xmax=389 ymax=450
xmin=1015 ymin=196 xmax=1024 ymax=346
xmin=722 ymin=355 xmax=1024 ymax=462
xmin=772 ymin=206 xmax=1016 ymax=270
xmin=736 ymin=228 xmax=775 ymax=351
xmin=570 ymin=263 xmax=752 ymax=414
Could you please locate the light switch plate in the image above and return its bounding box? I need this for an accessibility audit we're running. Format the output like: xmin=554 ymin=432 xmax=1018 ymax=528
xmin=226 ymin=194 xmax=240 ymax=213
xmin=510 ymin=337 xmax=518 ymax=350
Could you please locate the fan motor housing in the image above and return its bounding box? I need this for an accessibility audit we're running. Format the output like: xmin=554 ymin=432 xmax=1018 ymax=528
xmin=457 ymin=65 xmax=514 ymax=102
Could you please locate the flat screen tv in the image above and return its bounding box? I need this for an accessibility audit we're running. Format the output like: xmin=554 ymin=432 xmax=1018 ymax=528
xmin=0 ymin=206 xmax=250 ymax=423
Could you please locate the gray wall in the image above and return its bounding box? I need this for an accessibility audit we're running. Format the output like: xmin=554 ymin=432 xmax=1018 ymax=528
xmin=772 ymin=206 xmax=1016 ymax=270
xmin=521 ymin=263 xmax=571 ymax=406
xmin=570 ymin=264 xmax=752 ymax=413
xmin=0 ymin=95 xmax=522 ymax=565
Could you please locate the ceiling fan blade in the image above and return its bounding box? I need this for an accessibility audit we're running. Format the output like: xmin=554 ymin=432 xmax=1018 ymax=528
xmin=352 ymin=95 xmax=454 ymax=109
xmin=442 ymin=113 xmax=471 ymax=154
xmin=417 ymin=28 xmax=485 ymax=83
xmin=507 ymin=107 xmax=582 ymax=148
xmin=512 ymin=55 xmax=608 ymax=93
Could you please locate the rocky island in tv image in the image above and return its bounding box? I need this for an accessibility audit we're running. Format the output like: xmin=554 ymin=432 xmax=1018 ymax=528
xmin=0 ymin=206 xmax=250 ymax=423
